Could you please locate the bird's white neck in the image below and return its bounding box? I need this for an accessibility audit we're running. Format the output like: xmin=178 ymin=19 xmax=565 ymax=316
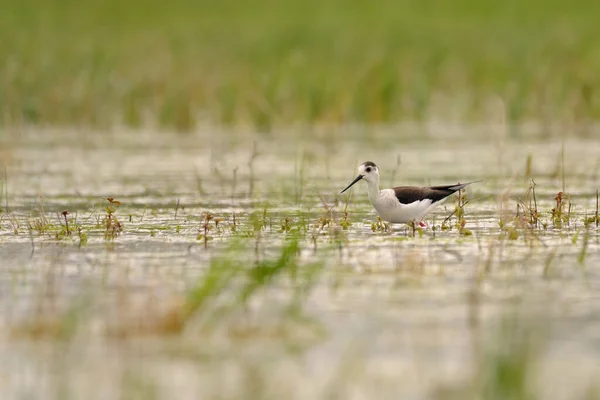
xmin=365 ymin=180 xmax=381 ymax=203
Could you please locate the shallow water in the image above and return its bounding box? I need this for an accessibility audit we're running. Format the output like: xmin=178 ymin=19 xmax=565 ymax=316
xmin=1 ymin=126 xmax=600 ymax=399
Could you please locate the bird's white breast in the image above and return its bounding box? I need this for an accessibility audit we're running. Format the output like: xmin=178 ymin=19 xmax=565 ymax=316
xmin=372 ymin=189 xmax=436 ymax=223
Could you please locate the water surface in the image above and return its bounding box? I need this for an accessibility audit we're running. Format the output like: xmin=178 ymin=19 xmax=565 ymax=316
xmin=1 ymin=126 xmax=599 ymax=399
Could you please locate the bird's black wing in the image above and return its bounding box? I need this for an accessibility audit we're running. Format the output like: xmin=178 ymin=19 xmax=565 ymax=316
xmin=393 ymin=182 xmax=476 ymax=204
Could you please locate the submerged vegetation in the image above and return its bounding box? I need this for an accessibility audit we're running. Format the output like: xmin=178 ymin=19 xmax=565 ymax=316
xmin=7 ymin=173 xmax=594 ymax=248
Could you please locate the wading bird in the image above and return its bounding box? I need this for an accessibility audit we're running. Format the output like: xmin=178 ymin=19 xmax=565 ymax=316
xmin=341 ymin=161 xmax=477 ymax=226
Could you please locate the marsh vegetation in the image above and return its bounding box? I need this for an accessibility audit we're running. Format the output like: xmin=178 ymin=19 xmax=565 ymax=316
xmin=2 ymin=0 xmax=600 ymax=131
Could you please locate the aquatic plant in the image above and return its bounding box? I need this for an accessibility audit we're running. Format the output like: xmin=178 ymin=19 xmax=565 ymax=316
xmin=551 ymin=191 xmax=571 ymax=228
xmin=104 ymin=197 xmax=123 ymax=240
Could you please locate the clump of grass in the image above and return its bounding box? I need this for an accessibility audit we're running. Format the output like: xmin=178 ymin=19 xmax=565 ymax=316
xmin=407 ymin=220 xmax=424 ymax=238
xmin=335 ymin=185 xmax=353 ymax=231
xmin=239 ymin=238 xmax=300 ymax=304
xmin=27 ymin=199 xmax=50 ymax=235
xmin=197 ymin=212 xmax=213 ymax=248
xmin=501 ymin=201 xmax=544 ymax=246
xmin=317 ymin=212 xmax=332 ymax=231
xmin=513 ymin=180 xmax=542 ymax=231
xmin=77 ymin=226 xmax=88 ymax=247
xmin=441 ymin=187 xmax=472 ymax=235
xmin=339 ymin=199 xmax=352 ymax=230
xmin=309 ymin=196 xmax=347 ymax=252
xmin=371 ymin=216 xmax=390 ymax=233
xmin=104 ymin=197 xmax=122 ymax=240
xmin=4 ymin=211 xmax=20 ymax=234
xmin=456 ymin=189 xmax=472 ymax=236
xmin=27 ymin=216 xmax=48 ymax=236
xmin=248 ymin=206 xmax=270 ymax=233
xmin=525 ymin=180 xmax=540 ymax=228
xmin=24 ymin=199 xmax=89 ymax=245
xmin=434 ymin=311 xmax=544 ymax=400
xmin=110 ymin=238 xmax=320 ymax=336
xmin=502 ymin=223 xmax=520 ymax=241
xmin=477 ymin=316 xmax=541 ymax=400
xmin=315 ymin=195 xmax=333 ymax=231
xmin=280 ymin=216 xmax=292 ymax=233
xmin=550 ymin=191 xmax=572 ymax=228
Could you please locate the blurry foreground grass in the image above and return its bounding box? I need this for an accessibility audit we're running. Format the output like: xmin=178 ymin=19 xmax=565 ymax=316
xmin=1 ymin=0 xmax=600 ymax=131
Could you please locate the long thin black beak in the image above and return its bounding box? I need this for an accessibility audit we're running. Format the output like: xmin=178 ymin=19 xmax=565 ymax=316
xmin=340 ymin=175 xmax=364 ymax=194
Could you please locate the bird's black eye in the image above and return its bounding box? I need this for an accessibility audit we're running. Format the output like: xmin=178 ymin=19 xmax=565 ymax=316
xmin=365 ymin=167 xmax=372 ymax=173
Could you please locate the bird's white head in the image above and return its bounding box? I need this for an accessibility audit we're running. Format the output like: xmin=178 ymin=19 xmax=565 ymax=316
xmin=340 ymin=161 xmax=380 ymax=194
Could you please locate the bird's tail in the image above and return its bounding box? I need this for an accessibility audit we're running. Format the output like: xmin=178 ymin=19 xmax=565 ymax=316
xmin=447 ymin=180 xmax=481 ymax=192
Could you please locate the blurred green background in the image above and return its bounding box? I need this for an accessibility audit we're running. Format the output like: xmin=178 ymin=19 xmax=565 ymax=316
xmin=1 ymin=0 xmax=599 ymax=131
